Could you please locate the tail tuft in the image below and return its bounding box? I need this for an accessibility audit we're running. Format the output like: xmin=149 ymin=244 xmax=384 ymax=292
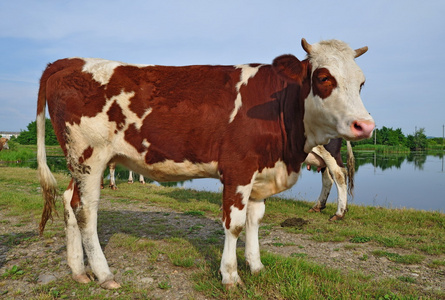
xmin=38 ymin=164 xmax=59 ymax=235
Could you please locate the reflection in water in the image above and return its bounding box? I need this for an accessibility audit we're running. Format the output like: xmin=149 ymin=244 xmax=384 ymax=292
xmin=352 ymin=151 xmax=438 ymax=172
xmin=296 ymin=151 xmax=444 ymax=212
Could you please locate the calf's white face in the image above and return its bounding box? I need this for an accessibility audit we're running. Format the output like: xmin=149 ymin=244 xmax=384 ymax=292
xmin=303 ymin=40 xmax=375 ymax=153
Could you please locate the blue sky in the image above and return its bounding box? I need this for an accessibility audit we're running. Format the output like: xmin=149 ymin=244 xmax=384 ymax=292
xmin=1 ymin=1 xmax=444 ymax=137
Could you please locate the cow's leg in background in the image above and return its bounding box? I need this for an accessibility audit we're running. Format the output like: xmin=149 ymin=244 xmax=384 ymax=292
xmin=311 ymin=146 xmax=348 ymax=220
xmin=138 ymin=174 xmax=145 ymax=184
xmin=108 ymin=163 xmax=117 ymax=190
xmin=128 ymin=171 xmax=145 ymax=184
xmin=245 ymin=199 xmax=265 ymax=274
xmin=101 ymin=163 xmax=117 ymax=190
xmin=309 ymin=167 xmax=333 ymax=213
xmin=128 ymin=170 xmax=134 ymax=184
xmin=328 ymin=167 xmax=348 ymax=220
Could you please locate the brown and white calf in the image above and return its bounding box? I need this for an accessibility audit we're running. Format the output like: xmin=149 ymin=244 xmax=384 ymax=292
xmin=0 ymin=137 xmax=9 ymax=151
xmin=37 ymin=38 xmax=374 ymax=289
xmin=305 ymin=138 xmax=355 ymax=220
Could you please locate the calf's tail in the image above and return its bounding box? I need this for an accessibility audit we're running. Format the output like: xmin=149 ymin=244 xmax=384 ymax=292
xmin=37 ymin=65 xmax=59 ymax=235
xmin=346 ymin=141 xmax=355 ymax=198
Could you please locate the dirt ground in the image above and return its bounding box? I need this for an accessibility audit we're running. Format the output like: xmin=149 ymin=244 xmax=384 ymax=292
xmin=1 ymin=196 xmax=444 ymax=299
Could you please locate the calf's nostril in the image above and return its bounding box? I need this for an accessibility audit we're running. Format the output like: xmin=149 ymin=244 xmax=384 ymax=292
xmin=353 ymin=122 xmax=363 ymax=132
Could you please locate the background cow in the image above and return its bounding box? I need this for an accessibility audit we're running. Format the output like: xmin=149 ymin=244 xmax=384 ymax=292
xmin=0 ymin=137 xmax=9 ymax=151
xmin=305 ymin=139 xmax=355 ymax=220
xmin=37 ymin=38 xmax=374 ymax=289
xmin=101 ymin=163 xmax=145 ymax=190
xmin=128 ymin=170 xmax=145 ymax=185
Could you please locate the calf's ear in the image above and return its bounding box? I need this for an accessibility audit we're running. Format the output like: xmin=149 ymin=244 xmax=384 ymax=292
xmin=272 ymin=54 xmax=307 ymax=85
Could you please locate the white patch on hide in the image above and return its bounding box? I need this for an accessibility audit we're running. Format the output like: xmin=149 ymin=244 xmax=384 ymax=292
xmin=228 ymin=64 xmax=263 ymax=123
xmin=251 ymin=160 xmax=299 ymax=200
xmin=139 ymin=160 xmax=219 ymax=182
xmin=80 ymin=58 xmax=151 ymax=86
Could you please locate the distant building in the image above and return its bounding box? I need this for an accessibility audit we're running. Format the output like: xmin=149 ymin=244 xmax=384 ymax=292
xmin=0 ymin=131 xmax=20 ymax=139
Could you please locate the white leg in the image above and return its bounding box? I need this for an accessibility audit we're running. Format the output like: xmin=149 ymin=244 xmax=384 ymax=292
xmin=77 ymin=172 xmax=119 ymax=288
xmin=245 ymin=199 xmax=265 ymax=273
xmin=109 ymin=164 xmax=117 ymax=189
xmin=330 ymin=167 xmax=348 ymax=219
xmin=311 ymin=146 xmax=348 ymax=220
xmin=63 ymin=180 xmax=89 ymax=283
xmin=313 ymin=168 xmax=334 ymax=211
xmin=221 ymin=201 xmax=246 ymax=286
xmin=128 ymin=170 xmax=134 ymax=183
xmin=220 ymin=176 xmax=255 ymax=287
xmin=138 ymin=174 xmax=145 ymax=184
xmin=221 ymin=225 xmax=243 ymax=286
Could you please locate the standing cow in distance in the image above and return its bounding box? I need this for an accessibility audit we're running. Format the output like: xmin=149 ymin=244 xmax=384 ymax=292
xmin=305 ymin=139 xmax=355 ymax=220
xmin=37 ymin=38 xmax=374 ymax=289
xmin=0 ymin=137 xmax=9 ymax=151
xmin=101 ymin=163 xmax=145 ymax=190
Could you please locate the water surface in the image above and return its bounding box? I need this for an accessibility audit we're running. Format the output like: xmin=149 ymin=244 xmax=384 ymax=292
xmin=181 ymin=152 xmax=445 ymax=212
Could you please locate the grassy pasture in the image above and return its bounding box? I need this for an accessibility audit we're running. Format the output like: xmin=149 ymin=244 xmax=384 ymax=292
xmin=1 ymin=166 xmax=444 ymax=299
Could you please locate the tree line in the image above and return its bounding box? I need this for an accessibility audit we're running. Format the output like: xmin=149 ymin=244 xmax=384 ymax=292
xmin=6 ymin=120 xmax=444 ymax=152
xmin=351 ymin=126 xmax=443 ymax=151
xmin=8 ymin=119 xmax=58 ymax=145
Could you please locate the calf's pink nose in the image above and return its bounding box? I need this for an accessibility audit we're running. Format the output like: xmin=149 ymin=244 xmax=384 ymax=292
xmin=351 ymin=120 xmax=375 ymax=139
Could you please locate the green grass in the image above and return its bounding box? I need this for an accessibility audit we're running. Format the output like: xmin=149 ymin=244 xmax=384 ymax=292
xmin=0 ymin=147 xmax=35 ymax=162
xmin=1 ymin=166 xmax=444 ymax=299
xmin=193 ymin=251 xmax=423 ymax=299
xmin=0 ymin=143 xmax=63 ymax=162
xmin=372 ymin=250 xmax=425 ymax=264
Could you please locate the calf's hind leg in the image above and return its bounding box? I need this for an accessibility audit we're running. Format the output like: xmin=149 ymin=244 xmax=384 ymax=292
xmin=74 ymin=171 xmax=121 ymax=289
xmin=63 ymin=179 xmax=90 ymax=283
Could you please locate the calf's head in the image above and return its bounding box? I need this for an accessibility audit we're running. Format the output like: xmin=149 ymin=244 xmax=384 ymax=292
xmin=273 ymin=38 xmax=375 ymax=153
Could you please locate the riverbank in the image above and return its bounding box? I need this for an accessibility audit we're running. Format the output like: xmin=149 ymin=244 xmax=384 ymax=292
xmin=1 ymin=167 xmax=444 ymax=299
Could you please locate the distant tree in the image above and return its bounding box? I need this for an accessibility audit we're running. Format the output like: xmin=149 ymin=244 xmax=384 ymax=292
xmin=374 ymin=126 xmax=404 ymax=146
xmin=406 ymin=128 xmax=427 ymax=151
xmin=16 ymin=119 xmax=58 ymax=145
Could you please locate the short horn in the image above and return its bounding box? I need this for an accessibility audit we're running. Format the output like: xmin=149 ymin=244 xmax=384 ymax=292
xmin=354 ymin=46 xmax=368 ymax=58
xmin=301 ymin=38 xmax=312 ymax=54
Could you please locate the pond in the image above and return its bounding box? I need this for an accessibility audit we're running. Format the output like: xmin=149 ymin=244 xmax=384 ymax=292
xmin=4 ymin=152 xmax=444 ymax=212
xmin=277 ymin=152 xmax=445 ymax=212
xmin=173 ymin=152 xmax=444 ymax=212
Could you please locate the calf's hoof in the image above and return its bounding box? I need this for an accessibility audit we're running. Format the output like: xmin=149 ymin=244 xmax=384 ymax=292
xmin=223 ymin=278 xmax=245 ymax=290
xmin=308 ymin=207 xmax=322 ymax=213
xmin=101 ymin=280 xmax=121 ymax=289
xmin=72 ymin=274 xmax=91 ymax=284
xmin=329 ymin=214 xmax=344 ymax=221
xmin=250 ymin=266 xmax=264 ymax=275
